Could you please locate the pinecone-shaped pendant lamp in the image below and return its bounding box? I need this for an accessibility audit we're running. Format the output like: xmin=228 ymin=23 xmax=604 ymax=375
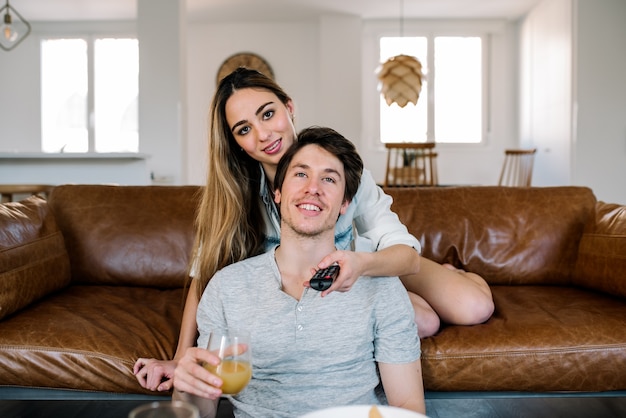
xmin=377 ymin=54 xmax=423 ymax=108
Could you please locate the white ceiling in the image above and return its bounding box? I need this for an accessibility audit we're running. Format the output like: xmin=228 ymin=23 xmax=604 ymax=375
xmin=14 ymin=0 xmax=540 ymax=22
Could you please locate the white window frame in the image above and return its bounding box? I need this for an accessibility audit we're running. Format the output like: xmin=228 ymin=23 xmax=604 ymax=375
xmin=38 ymin=22 xmax=137 ymax=154
xmin=362 ymin=19 xmax=506 ymax=151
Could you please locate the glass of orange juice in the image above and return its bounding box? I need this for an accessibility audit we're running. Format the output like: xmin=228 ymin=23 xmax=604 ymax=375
xmin=204 ymin=329 xmax=252 ymax=395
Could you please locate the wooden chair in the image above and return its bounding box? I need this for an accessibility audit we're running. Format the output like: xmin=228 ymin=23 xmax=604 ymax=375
xmin=498 ymin=149 xmax=537 ymax=187
xmin=384 ymin=142 xmax=438 ymax=187
xmin=0 ymin=184 xmax=55 ymax=203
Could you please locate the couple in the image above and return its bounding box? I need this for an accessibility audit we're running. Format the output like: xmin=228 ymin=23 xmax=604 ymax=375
xmin=134 ymin=68 xmax=493 ymax=393
xmin=173 ymin=126 xmax=425 ymax=417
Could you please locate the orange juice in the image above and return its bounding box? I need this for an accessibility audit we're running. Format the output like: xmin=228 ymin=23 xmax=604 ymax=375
xmin=204 ymin=360 xmax=252 ymax=394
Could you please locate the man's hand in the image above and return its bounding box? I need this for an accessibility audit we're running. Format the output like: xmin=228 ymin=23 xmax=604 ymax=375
xmin=173 ymin=347 xmax=224 ymax=400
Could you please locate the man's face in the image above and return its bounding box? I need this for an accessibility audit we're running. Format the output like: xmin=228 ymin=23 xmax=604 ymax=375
xmin=274 ymin=144 xmax=349 ymax=238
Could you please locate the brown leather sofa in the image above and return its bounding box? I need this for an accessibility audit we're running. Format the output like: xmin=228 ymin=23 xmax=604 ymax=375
xmin=1 ymin=184 xmax=625 ymax=398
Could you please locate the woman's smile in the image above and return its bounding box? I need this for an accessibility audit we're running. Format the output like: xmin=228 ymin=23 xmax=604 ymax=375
xmin=263 ymin=138 xmax=283 ymax=155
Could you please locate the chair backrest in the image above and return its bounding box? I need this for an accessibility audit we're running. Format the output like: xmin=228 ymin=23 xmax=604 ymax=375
xmin=384 ymin=142 xmax=438 ymax=187
xmin=498 ymin=148 xmax=537 ymax=187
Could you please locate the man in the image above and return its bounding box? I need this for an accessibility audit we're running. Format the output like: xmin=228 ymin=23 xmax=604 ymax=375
xmin=173 ymin=126 xmax=425 ymax=417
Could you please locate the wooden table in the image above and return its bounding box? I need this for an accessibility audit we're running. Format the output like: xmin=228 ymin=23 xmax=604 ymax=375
xmin=0 ymin=184 xmax=55 ymax=203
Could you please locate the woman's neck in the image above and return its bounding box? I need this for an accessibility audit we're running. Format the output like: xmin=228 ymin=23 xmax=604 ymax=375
xmin=262 ymin=162 xmax=277 ymax=185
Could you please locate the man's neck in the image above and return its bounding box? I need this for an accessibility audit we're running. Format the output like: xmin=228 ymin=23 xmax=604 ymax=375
xmin=274 ymin=232 xmax=335 ymax=299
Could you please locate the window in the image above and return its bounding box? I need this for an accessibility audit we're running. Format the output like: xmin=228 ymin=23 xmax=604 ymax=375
xmin=41 ymin=37 xmax=138 ymax=153
xmin=380 ymin=36 xmax=483 ymax=144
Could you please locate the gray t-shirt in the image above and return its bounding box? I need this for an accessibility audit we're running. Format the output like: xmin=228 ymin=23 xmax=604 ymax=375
xmin=197 ymin=248 xmax=420 ymax=418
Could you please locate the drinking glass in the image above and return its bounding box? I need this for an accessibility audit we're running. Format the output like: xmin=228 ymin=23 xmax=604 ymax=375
xmin=128 ymin=401 xmax=199 ymax=418
xmin=203 ymin=329 xmax=252 ymax=395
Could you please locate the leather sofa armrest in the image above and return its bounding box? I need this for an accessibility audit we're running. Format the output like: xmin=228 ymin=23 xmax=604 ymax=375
xmin=574 ymin=201 xmax=626 ymax=298
xmin=0 ymin=196 xmax=71 ymax=320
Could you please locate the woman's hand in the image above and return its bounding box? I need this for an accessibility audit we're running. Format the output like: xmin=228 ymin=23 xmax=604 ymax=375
xmin=133 ymin=358 xmax=177 ymax=392
xmin=173 ymin=347 xmax=224 ymax=400
xmin=307 ymin=250 xmax=366 ymax=297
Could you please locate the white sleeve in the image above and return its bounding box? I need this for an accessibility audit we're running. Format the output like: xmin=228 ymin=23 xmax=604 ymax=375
xmin=352 ymin=169 xmax=421 ymax=253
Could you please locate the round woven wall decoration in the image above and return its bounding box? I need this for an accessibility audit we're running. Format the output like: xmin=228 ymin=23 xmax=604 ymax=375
xmin=216 ymin=52 xmax=274 ymax=85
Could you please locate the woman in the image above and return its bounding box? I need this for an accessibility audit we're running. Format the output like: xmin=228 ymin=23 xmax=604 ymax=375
xmin=133 ymin=68 xmax=494 ymax=392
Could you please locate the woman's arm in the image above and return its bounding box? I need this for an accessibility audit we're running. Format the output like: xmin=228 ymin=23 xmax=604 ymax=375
xmin=174 ymin=282 xmax=200 ymax=359
xmin=133 ymin=279 xmax=200 ymax=391
xmin=314 ymin=244 xmax=420 ymax=296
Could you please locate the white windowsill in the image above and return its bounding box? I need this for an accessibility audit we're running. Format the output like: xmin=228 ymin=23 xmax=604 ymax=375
xmin=0 ymin=152 xmax=149 ymax=160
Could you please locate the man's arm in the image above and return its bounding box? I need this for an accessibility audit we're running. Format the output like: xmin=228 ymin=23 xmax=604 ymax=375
xmin=378 ymin=360 xmax=425 ymax=414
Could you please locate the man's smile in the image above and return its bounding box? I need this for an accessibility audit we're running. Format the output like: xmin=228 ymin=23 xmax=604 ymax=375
xmin=297 ymin=203 xmax=321 ymax=212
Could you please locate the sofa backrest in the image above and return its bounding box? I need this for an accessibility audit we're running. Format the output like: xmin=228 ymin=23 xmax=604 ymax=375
xmin=384 ymin=186 xmax=597 ymax=286
xmin=48 ymin=185 xmax=201 ymax=288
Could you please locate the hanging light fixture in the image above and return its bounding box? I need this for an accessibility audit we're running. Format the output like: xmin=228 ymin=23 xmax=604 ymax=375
xmin=376 ymin=0 xmax=424 ymax=108
xmin=0 ymin=0 xmax=31 ymax=52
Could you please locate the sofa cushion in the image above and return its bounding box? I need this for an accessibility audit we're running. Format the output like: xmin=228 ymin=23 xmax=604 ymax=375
xmin=0 ymin=196 xmax=70 ymax=320
xmin=421 ymin=285 xmax=626 ymax=392
xmin=48 ymin=185 xmax=201 ymax=288
xmin=574 ymin=201 xmax=626 ymax=298
xmin=0 ymin=285 xmax=185 ymax=394
xmin=385 ymin=186 xmax=597 ymax=286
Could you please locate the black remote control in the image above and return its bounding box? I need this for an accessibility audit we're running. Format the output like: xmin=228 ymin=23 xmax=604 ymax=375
xmin=309 ymin=264 xmax=340 ymax=291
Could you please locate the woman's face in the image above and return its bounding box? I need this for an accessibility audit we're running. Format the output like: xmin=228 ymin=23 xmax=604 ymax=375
xmin=225 ymin=88 xmax=296 ymax=174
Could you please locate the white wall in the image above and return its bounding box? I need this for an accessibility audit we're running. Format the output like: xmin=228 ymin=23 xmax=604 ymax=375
xmin=1 ymin=0 xmax=625 ymax=204
xmin=138 ymin=0 xmax=187 ymax=185
xmin=0 ymin=155 xmax=148 ymax=185
xmin=185 ymin=19 xmax=320 ymax=185
xmin=317 ymin=15 xmax=362 ymax=150
xmin=0 ymin=37 xmax=40 ymax=151
xmin=573 ymin=0 xmax=626 ymax=204
xmin=520 ymin=0 xmax=626 ymax=204
xmin=185 ymin=14 xmax=363 ymax=186
xmin=519 ymin=0 xmax=573 ymax=187
xmin=0 ymin=8 xmax=521 ymax=189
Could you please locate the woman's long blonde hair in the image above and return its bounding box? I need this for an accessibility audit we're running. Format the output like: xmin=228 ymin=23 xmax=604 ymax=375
xmin=192 ymin=68 xmax=293 ymax=298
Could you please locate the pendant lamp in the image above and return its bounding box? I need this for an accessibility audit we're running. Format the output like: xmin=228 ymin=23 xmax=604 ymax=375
xmin=376 ymin=0 xmax=424 ymax=108
xmin=0 ymin=0 xmax=31 ymax=51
